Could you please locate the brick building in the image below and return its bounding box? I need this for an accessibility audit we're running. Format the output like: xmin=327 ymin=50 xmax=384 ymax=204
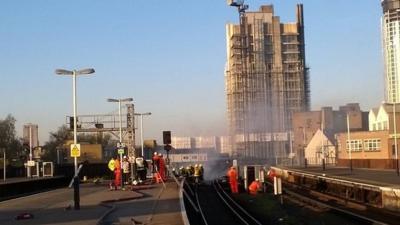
xmin=292 ymin=103 xmax=368 ymax=163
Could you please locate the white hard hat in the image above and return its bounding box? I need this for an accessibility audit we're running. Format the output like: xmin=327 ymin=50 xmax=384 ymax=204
xmin=154 ymin=152 xmax=158 ymax=155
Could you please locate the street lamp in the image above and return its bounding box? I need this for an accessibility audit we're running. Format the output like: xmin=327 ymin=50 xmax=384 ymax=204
xmin=56 ymin=68 xmax=95 ymax=174
xmin=390 ymin=103 xmax=400 ymax=176
xmin=299 ymin=126 xmax=307 ymax=167
xmin=346 ymin=113 xmax=353 ymax=173
xmin=136 ymin=112 xmax=152 ymax=158
xmin=26 ymin=124 xmax=33 ymax=178
xmin=2 ymin=148 xmax=5 ymax=181
xmin=320 ymin=121 xmax=326 ymax=171
xmin=56 ymin=67 xmax=95 ymax=210
xmin=107 ymin=97 xmax=133 ymax=186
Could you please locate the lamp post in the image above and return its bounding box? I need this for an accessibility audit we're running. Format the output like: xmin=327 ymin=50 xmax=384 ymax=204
xmin=346 ymin=112 xmax=352 ymax=173
xmin=56 ymin=68 xmax=95 ymax=174
xmin=135 ymin=112 xmax=151 ymax=158
xmin=26 ymin=125 xmax=33 ymax=178
xmin=299 ymin=126 xmax=307 ymax=167
xmin=56 ymin=67 xmax=95 ymax=210
xmin=107 ymin=98 xmax=133 ymax=185
xmin=2 ymin=148 xmax=5 ymax=181
xmin=321 ymin=120 xmax=326 ymax=171
xmin=392 ymin=103 xmax=399 ymax=176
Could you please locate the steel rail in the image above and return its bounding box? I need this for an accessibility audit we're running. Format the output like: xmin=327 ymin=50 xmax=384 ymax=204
xmin=213 ymin=180 xmax=262 ymax=225
xmin=194 ymin=183 xmax=210 ymax=225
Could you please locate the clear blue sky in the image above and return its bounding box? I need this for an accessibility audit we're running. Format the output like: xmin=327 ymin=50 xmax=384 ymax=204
xmin=0 ymin=0 xmax=383 ymax=144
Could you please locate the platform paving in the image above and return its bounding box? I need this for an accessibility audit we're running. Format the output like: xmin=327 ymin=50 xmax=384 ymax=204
xmin=0 ymin=176 xmax=64 ymax=185
xmin=283 ymin=166 xmax=400 ymax=188
xmin=0 ymin=179 xmax=185 ymax=225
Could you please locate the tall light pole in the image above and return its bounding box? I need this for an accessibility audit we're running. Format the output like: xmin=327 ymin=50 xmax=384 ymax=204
xmin=136 ymin=112 xmax=151 ymax=158
xmin=108 ymin=98 xmax=133 ymax=185
xmin=56 ymin=68 xmax=95 ymax=174
xmin=26 ymin=125 xmax=33 ymax=178
xmin=2 ymin=148 xmax=5 ymax=181
xmin=299 ymin=126 xmax=307 ymax=167
xmin=321 ymin=115 xmax=326 ymax=171
xmin=392 ymin=103 xmax=399 ymax=176
xmin=346 ymin=112 xmax=352 ymax=173
xmin=56 ymin=68 xmax=95 ymax=210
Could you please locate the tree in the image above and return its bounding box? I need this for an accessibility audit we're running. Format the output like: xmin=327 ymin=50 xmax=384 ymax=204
xmin=0 ymin=114 xmax=23 ymax=160
xmin=42 ymin=125 xmax=72 ymax=161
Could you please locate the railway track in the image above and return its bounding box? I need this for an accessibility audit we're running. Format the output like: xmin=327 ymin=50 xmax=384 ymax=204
xmin=184 ymin=178 xmax=397 ymax=225
xmin=184 ymin=179 xmax=262 ymax=225
xmin=267 ymin=180 xmax=391 ymax=225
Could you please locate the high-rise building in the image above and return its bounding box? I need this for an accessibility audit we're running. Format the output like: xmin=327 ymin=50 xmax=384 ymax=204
xmin=382 ymin=0 xmax=400 ymax=103
xmin=23 ymin=123 xmax=39 ymax=148
xmin=225 ymin=4 xmax=310 ymax=159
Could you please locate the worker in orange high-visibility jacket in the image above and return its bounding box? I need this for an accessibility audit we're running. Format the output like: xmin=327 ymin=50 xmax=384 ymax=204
xmin=152 ymin=152 xmax=160 ymax=183
xmin=114 ymin=156 xmax=121 ymax=189
xmin=227 ymin=166 xmax=238 ymax=194
xmin=248 ymin=178 xmax=261 ymax=195
xmin=158 ymin=153 xmax=166 ymax=181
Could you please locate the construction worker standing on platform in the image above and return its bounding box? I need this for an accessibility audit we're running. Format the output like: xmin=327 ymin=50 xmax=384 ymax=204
xmin=114 ymin=156 xmax=121 ymax=190
xmin=135 ymin=154 xmax=147 ymax=183
xmin=227 ymin=166 xmax=238 ymax=194
xmin=152 ymin=152 xmax=160 ymax=183
xmin=248 ymin=178 xmax=261 ymax=195
xmin=122 ymin=156 xmax=130 ymax=185
xmin=158 ymin=153 xmax=166 ymax=181
xmin=108 ymin=157 xmax=115 ymax=190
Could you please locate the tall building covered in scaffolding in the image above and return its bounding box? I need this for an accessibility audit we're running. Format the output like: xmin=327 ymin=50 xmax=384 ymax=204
xmin=382 ymin=0 xmax=400 ymax=103
xmin=225 ymin=4 xmax=310 ymax=160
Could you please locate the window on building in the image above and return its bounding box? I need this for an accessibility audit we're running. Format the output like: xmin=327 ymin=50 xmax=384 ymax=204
xmin=364 ymin=139 xmax=381 ymax=151
xmin=346 ymin=139 xmax=362 ymax=152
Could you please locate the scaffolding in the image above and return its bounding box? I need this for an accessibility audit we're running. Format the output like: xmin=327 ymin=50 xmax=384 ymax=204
xmin=225 ymin=4 xmax=310 ymax=160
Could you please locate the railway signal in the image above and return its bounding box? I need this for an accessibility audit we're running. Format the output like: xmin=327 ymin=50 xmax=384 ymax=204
xmin=163 ymin=131 xmax=171 ymax=144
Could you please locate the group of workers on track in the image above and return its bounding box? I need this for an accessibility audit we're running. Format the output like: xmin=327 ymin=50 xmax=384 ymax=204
xmin=227 ymin=166 xmax=267 ymax=195
xmin=108 ymin=153 xmax=265 ymax=195
xmin=173 ymin=164 xmax=205 ymax=183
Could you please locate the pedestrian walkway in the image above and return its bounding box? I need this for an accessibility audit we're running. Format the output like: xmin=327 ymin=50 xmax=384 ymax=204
xmin=0 ymin=176 xmax=63 ymax=185
xmin=0 ymin=179 xmax=186 ymax=225
xmin=100 ymin=179 xmax=185 ymax=225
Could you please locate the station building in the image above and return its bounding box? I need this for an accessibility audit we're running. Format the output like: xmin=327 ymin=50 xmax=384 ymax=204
xmin=291 ymin=103 xmax=368 ymax=165
xmin=336 ymin=103 xmax=400 ymax=169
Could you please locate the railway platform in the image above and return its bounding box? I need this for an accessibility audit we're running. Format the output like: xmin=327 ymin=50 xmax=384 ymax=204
xmin=283 ymin=166 xmax=400 ymax=188
xmin=273 ymin=166 xmax=400 ymax=214
xmin=0 ymin=179 xmax=185 ymax=225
